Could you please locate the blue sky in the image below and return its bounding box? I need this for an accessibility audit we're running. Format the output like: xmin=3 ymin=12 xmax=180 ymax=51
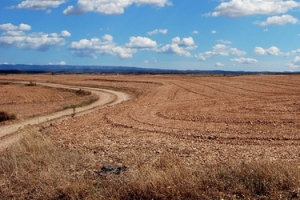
xmin=1 ymin=0 xmax=300 ymax=71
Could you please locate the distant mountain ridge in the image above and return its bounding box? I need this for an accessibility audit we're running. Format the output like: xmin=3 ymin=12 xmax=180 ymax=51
xmin=0 ymin=64 xmax=298 ymax=75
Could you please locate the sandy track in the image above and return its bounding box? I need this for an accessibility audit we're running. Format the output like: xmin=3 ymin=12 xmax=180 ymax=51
xmin=0 ymin=82 xmax=130 ymax=149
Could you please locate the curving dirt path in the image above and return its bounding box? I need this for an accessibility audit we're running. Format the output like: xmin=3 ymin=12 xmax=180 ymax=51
xmin=0 ymin=82 xmax=130 ymax=150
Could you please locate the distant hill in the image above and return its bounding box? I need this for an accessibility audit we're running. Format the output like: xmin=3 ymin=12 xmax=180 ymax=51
xmin=0 ymin=64 xmax=299 ymax=75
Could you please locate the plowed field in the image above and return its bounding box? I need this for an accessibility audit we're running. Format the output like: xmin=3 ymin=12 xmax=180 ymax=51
xmin=1 ymin=74 xmax=300 ymax=167
xmin=0 ymin=81 xmax=97 ymax=122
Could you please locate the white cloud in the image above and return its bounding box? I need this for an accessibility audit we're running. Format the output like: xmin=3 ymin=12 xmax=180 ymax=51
xmin=217 ymin=39 xmax=232 ymax=44
xmin=293 ymin=56 xmax=300 ymax=65
xmin=136 ymin=0 xmax=173 ymax=6
xmin=0 ymin=23 xmax=70 ymax=51
xmin=60 ymin=61 xmax=66 ymax=65
xmin=291 ymin=49 xmax=300 ymax=55
xmin=210 ymin=0 xmax=300 ymax=17
xmin=125 ymin=36 xmax=157 ymax=49
xmin=192 ymin=30 xmax=199 ymax=34
xmin=147 ymin=29 xmax=168 ymax=35
xmin=212 ymin=30 xmax=217 ymax=34
xmin=254 ymin=46 xmax=285 ymax=56
xmin=68 ymin=34 xmax=137 ymax=59
xmin=264 ymin=28 xmax=269 ymax=32
xmin=287 ymin=56 xmax=300 ymax=68
xmin=0 ymin=23 xmax=31 ymax=31
xmin=12 ymin=0 xmax=67 ymax=10
xmin=230 ymin=57 xmax=258 ymax=64
xmin=49 ymin=61 xmax=66 ymax=65
xmin=158 ymin=37 xmax=197 ymax=57
xmin=195 ymin=44 xmax=246 ymax=61
xmin=255 ymin=15 xmax=299 ymax=26
xmin=215 ymin=62 xmax=225 ymax=67
xmin=61 ymin=30 xmax=71 ymax=37
xmin=63 ymin=0 xmax=172 ymax=15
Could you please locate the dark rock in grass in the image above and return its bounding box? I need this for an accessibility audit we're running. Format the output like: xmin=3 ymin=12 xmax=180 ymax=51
xmin=95 ymin=165 xmax=127 ymax=175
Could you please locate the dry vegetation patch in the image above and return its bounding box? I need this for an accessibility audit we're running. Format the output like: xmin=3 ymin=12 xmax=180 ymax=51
xmin=0 ymin=128 xmax=299 ymax=199
xmin=0 ymin=127 xmax=100 ymax=199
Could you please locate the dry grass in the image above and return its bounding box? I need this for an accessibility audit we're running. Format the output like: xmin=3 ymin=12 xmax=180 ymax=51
xmin=101 ymin=153 xmax=300 ymax=200
xmin=0 ymin=127 xmax=102 ymax=200
xmin=0 ymin=128 xmax=299 ymax=199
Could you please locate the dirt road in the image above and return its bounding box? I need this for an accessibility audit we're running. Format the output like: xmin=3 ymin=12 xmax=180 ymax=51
xmin=0 ymin=82 xmax=130 ymax=149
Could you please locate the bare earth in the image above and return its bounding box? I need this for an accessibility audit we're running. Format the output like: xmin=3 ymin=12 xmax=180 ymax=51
xmin=0 ymin=80 xmax=130 ymax=150
xmin=0 ymin=74 xmax=300 ymax=167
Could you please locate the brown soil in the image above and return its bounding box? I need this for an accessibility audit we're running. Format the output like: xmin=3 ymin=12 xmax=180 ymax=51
xmin=0 ymin=80 xmax=129 ymax=150
xmin=1 ymin=74 xmax=300 ymax=166
xmin=0 ymin=81 xmax=97 ymax=122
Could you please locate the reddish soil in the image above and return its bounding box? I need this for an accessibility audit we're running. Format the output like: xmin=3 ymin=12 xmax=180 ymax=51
xmin=1 ymin=74 xmax=300 ymax=167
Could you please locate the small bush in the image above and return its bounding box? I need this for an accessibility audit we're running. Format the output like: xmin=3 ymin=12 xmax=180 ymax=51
xmin=76 ymin=89 xmax=91 ymax=96
xmin=0 ymin=111 xmax=16 ymax=122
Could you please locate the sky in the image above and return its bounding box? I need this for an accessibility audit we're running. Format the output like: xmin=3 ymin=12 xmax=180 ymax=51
xmin=1 ymin=0 xmax=300 ymax=72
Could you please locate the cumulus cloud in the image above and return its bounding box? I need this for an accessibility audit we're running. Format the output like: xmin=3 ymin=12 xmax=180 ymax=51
xmin=209 ymin=0 xmax=300 ymax=17
xmin=0 ymin=23 xmax=31 ymax=31
xmin=254 ymin=15 xmax=299 ymax=26
xmin=195 ymin=44 xmax=246 ymax=61
xmin=63 ymin=0 xmax=172 ymax=15
xmin=230 ymin=57 xmax=258 ymax=64
xmin=293 ymin=56 xmax=300 ymax=65
xmin=254 ymin=46 xmax=286 ymax=56
xmin=158 ymin=37 xmax=197 ymax=57
xmin=125 ymin=36 xmax=157 ymax=49
xmin=0 ymin=23 xmax=70 ymax=51
xmin=215 ymin=62 xmax=225 ymax=67
xmin=287 ymin=56 xmax=300 ymax=68
xmin=12 ymin=0 xmax=67 ymax=10
xmin=212 ymin=30 xmax=217 ymax=34
xmin=147 ymin=29 xmax=168 ymax=35
xmin=61 ymin=30 xmax=71 ymax=37
xmin=68 ymin=34 xmax=137 ymax=59
xmin=192 ymin=30 xmax=199 ymax=34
